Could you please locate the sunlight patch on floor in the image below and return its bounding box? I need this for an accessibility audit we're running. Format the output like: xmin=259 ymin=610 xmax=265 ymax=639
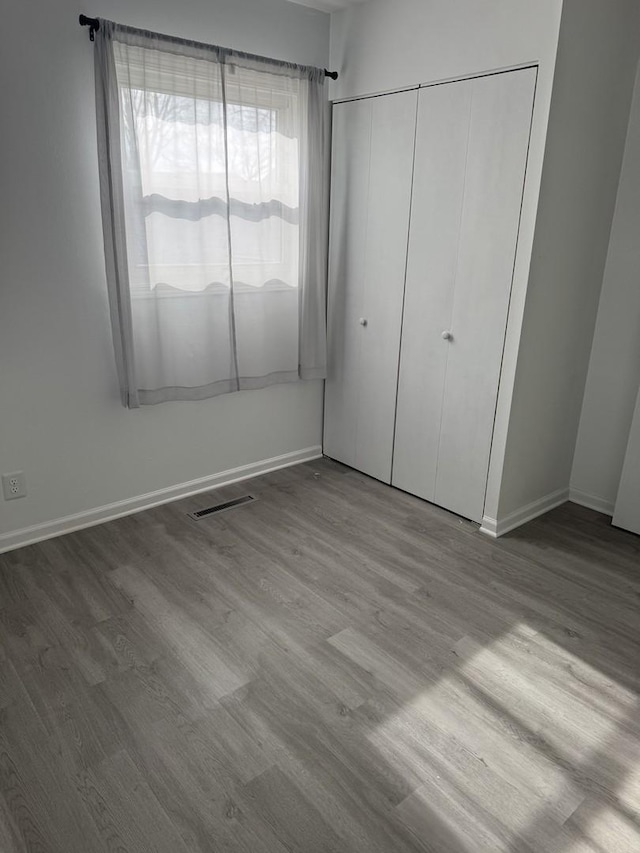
xmin=369 ymin=622 xmax=639 ymax=850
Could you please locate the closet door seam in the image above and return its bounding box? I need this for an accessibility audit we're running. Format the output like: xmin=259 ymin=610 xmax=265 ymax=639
xmin=390 ymin=90 xmax=420 ymax=481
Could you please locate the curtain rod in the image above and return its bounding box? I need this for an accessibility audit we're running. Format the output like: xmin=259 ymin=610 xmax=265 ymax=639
xmin=78 ymin=15 xmax=339 ymax=80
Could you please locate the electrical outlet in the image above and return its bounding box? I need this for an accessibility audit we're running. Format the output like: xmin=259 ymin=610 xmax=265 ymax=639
xmin=2 ymin=471 xmax=27 ymax=500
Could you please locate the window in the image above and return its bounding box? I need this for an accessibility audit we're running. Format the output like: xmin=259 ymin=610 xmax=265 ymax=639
xmin=94 ymin=21 xmax=328 ymax=406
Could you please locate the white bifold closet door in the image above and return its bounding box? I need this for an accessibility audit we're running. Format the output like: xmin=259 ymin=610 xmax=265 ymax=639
xmin=323 ymin=90 xmax=418 ymax=482
xmin=393 ymin=68 xmax=536 ymax=522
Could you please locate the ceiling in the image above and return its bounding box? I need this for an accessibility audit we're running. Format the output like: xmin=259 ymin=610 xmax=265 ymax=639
xmin=285 ymin=0 xmax=367 ymax=12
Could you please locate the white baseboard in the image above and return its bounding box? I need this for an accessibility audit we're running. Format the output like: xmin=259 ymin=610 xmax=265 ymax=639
xmin=480 ymin=487 xmax=570 ymax=538
xmin=568 ymin=487 xmax=614 ymax=517
xmin=0 ymin=446 xmax=323 ymax=555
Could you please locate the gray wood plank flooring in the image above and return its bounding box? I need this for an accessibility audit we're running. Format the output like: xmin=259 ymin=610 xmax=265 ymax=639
xmin=1 ymin=458 xmax=639 ymax=852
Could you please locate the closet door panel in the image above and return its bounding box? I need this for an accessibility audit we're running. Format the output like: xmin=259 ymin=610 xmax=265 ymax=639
xmin=324 ymin=90 xmax=418 ymax=483
xmin=392 ymin=81 xmax=472 ymax=502
xmin=323 ymin=99 xmax=373 ymax=470
xmin=436 ymin=68 xmax=537 ymax=521
xmin=355 ymin=90 xmax=418 ymax=481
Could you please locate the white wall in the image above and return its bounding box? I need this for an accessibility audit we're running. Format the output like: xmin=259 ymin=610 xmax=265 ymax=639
xmin=612 ymin=385 xmax=640 ymax=533
xmin=0 ymin=0 xmax=329 ymax=545
xmin=330 ymin=0 xmax=563 ymax=103
xmin=494 ymin=0 xmax=640 ymax=522
xmin=571 ymin=61 xmax=640 ymax=515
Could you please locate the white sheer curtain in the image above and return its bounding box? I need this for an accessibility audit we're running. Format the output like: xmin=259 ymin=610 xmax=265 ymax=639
xmin=94 ymin=21 xmax=328 ymax=407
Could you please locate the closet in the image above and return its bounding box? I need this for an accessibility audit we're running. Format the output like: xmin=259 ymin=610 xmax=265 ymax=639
xmin=324 ymin=67 xmax=537 ymax=523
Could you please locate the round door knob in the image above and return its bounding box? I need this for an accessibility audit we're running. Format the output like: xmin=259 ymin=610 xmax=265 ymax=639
xmin=359 ymin=318 xmax=368 ymax=327
xmin=442 ymin=330 xmax=453 ymax=341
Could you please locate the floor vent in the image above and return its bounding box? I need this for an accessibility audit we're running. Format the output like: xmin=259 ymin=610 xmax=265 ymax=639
xmin=188 ymin=494 xmax=257 ymax=520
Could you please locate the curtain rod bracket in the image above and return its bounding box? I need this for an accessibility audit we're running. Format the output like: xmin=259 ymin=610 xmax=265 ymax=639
xmin=79 ymin=14 xmax=100 ymax=41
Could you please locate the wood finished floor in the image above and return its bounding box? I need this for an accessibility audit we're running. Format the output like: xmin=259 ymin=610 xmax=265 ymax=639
xmin=1 ymin=458 xmax=639 ymax=853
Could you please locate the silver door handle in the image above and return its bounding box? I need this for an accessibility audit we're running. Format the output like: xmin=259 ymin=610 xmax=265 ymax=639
xmin=441 ymin=330 xmax=453 ymax=341
xmin=359 ymin=318 xmax=368 ymax=327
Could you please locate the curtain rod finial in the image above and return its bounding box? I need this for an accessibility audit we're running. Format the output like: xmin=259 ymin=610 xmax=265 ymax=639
xmin=79 ymin=14 xmax=100 ymax=41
